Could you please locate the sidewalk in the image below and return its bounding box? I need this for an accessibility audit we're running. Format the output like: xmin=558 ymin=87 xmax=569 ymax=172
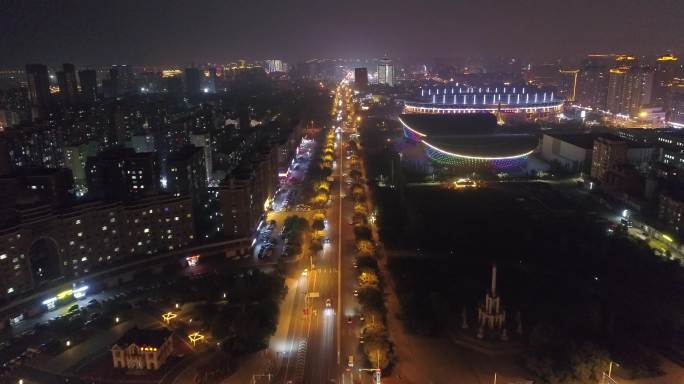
xmin=219 ymin=276 xmax=300 ymax=383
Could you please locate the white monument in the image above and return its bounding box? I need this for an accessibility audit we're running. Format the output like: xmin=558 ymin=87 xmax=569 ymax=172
xmin=477 ymin=264 xmax=508 ymax=340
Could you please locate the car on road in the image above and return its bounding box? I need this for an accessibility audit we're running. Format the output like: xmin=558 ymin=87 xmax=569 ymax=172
xmin=359 ymin=313 xmax=364 ymax=321
xmin=353 ymin=289 xmax=358 ymax=297
xmin=325 ymin=298 xmax=331 ymax=307
xmin=346 ymin=316 xmax=352 ymax=324
xmin=302 ymin=269 xmax=308 ymax=277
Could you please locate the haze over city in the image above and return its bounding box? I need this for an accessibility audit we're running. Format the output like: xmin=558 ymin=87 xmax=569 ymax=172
xmin=1 ymin=0 xmax=684 ymax=65
xmin=1 ymin=1 xmax=684 ymax=384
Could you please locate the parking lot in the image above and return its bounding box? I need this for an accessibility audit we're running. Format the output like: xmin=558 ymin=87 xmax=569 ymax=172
xmin=0 ymin=278 xmax=170 ymax=377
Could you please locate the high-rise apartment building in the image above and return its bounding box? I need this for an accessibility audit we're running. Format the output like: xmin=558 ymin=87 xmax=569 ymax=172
xmin=606 ymin=66 xmax=654 ymax=117
xmin=110 ymin=65 xmax=135 ymax=96
xmin=0 ymin=194 xmax=194 ymax=300
xmin=653 ymin=53 xmax=680 ymax=111
xmin=86 ymin=147 xmax=160 ymax=201
xmin=57 ymin=63 xmax=78 ymax=104
xmin=354 ymin=67 xmax=368 ymax=89
xmin=591 ymin=135 xmax=628 ymax=182
xmin=184 ymin=68 xmax=201 ymax=96
xmin=78 ymin=69 xmax=97 ymax=102
xmin=575 ymin=54 xmax=627 ymax=110
xmin=25 ymin=64 xmax=51 ymax=121
xmin=669 ymin=78 xmax=684 ymax=127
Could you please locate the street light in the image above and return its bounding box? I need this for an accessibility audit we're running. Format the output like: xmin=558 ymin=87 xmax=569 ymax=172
xmin=162 ymin=312 xmax=177 ymax=323
xmin=608 ymin=361 xmax=619 ymax=378
xmin=188 ymin=332 xmax=204 ymax=346
xmin=65 ymin=340 xmax=71 ymax=347
xmin=602 ymin=361 xmax=620 ymax=384
xmin=115 ymin=316 xmax=120 ymax=324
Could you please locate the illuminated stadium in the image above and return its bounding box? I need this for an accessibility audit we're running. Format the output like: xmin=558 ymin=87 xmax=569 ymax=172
xmin=404 ymin=85 xmax=563 ymax=120
xmin=398 ymin=113 xmax=539 ymax=170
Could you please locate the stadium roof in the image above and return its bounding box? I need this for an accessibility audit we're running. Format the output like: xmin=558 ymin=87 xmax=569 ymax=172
xmin=399 ymin=113 xmax=497 ymax=135
xmin=425 ymin=134 xmax=539 ymax=158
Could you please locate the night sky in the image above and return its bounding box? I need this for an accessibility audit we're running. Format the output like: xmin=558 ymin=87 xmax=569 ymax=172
xmin=1 ymin=0 xmax=683 ymax=66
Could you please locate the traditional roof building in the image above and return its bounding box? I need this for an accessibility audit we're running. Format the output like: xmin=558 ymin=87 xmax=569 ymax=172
xmin=111 ymin=327 xmax=174 ymax=370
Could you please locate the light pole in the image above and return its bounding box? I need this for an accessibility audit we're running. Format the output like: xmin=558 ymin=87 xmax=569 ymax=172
xmin=602 ymin=361 xmax=619 ymax=384
xmin=608 ymin=361 xmax=619 ymax=379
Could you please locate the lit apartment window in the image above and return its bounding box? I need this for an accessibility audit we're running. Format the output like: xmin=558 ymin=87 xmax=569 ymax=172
xmin=7 ymin=287 xmax=14 ymax=294
xmin=144 ymin=228 xmax=150 ymax=233
xmin=0 ymin=254 xmax=6 ymax=260
xmin=102 ymin=226 xmax=107 ymax=231
xmin=81 ymin=257 xmax=87 ymax=262
xmin=75 ymin=219 xmax=81 ymax=224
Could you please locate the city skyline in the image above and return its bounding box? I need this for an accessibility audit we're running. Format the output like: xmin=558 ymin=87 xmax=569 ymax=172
xmin=1 ymin=0 xmax=684 ymax=66
xmin=2 ymin=2 xmax=684 ymax=384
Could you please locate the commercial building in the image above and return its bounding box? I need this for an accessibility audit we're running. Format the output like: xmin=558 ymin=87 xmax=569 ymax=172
xmin=354 ymin=68 xmax=368 ymax=89
xmin=404 ymin=85 xmax=563 ymax=122
xmin=399 ymin=113 xmax=538 ymax=170
xmin=111 ymin=327 xmax=174 ymax=370
xmin=377 ymin=57 xmax=394 ymax=86
xmin=265 ymin=59 xmax=285 ymax=74
xmin=540 ymin=133 xmax=595 ymax=173
xmin=25 ymin=64 xmax=51 ymax=121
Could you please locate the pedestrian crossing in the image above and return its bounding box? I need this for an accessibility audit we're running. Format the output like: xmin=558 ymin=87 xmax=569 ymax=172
xmin=292 ymin=339 xmax=308 ymax=383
